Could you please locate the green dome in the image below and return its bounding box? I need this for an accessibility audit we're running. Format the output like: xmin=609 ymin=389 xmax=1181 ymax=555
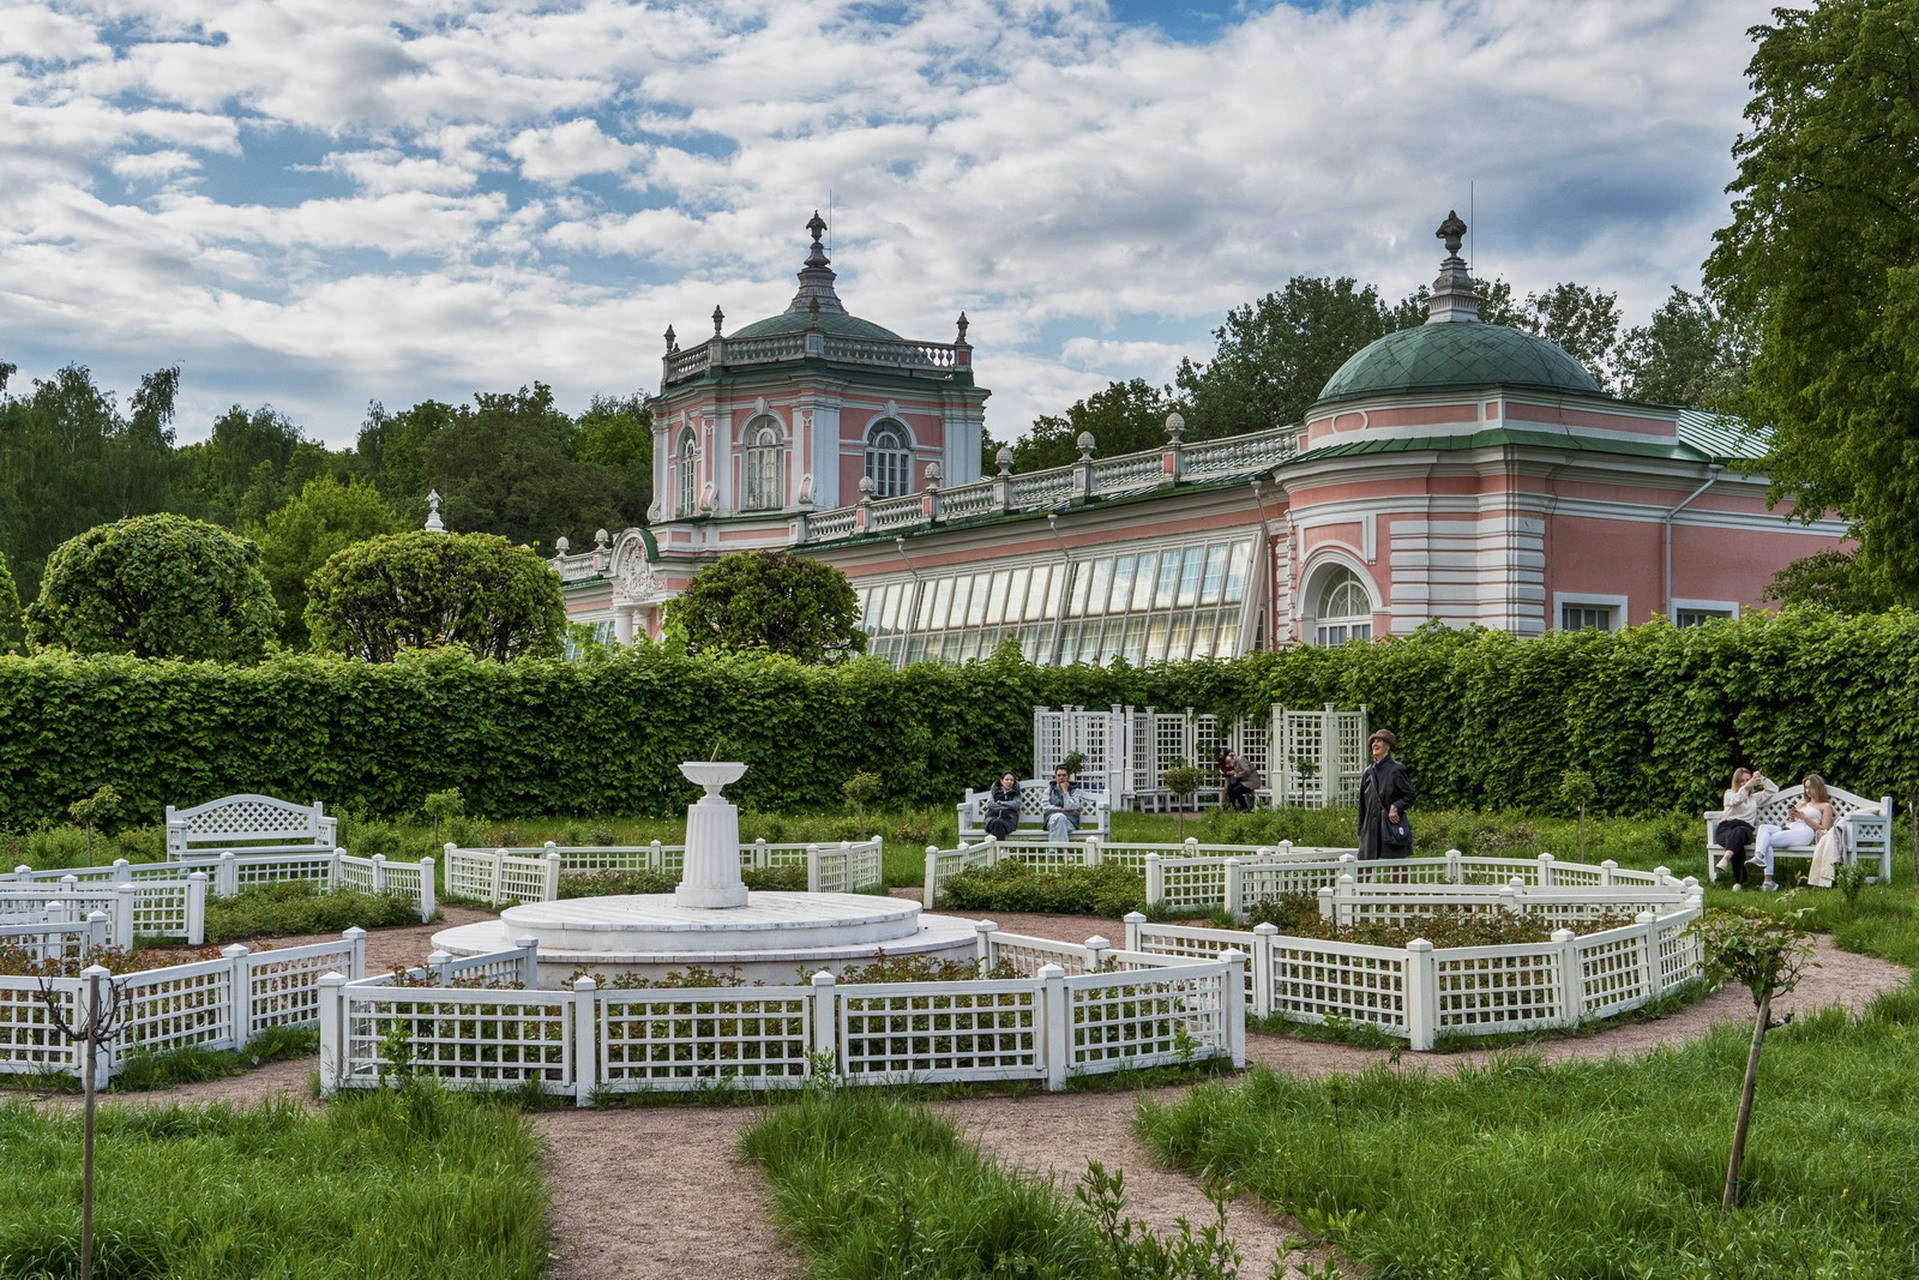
xmin=1316 ymin=322 xmax=1601 ymax=405
xmin=730 ymin=310 xmax=905 ymax=342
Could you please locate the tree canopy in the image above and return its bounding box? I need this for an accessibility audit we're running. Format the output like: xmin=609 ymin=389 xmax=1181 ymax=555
xmin=1704 ymin=0 xmax=1919 ymax=605
xmin=0 ymin=549 xmax=20 ymax=653
xmin=253 ymin=475 xmax=404 ymax=646
xmin=1010 ymin=378 xmax=1180 ymax=472
xmin=1615 ymin=286 xmax=1752 ymax=409
xmin=23 ymin=514 xmax=280 ymax=662
xmin=663 ymin=550 xmax=867 ymax=664
xmin=305 ymin=530 xmax=565 ymax=662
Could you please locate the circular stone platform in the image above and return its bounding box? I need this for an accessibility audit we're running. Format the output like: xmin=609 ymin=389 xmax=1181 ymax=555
xmin=432 ymin=891 xmax=981 ymax=985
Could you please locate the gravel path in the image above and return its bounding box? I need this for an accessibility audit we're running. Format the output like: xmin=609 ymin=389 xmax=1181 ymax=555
xmin=56 ymin=905 xmax=1910 ymax=1280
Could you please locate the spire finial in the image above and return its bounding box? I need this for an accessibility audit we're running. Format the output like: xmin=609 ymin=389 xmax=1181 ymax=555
xmin=804 ymin=210 xmax=830 ymax=268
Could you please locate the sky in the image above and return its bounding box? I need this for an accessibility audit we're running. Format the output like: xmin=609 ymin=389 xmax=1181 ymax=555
xmin=0 ymin=0 xmax=1775 ymax=451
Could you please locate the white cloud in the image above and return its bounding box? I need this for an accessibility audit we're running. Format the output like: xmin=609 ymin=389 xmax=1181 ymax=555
xmin=0 ymin=0 xmax=1777 ymax=449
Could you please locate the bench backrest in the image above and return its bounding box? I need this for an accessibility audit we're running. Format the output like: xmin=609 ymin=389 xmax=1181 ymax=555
xmin=1708 ymin=784 xmax=1888 ymax=841
xmin=165 ymin=793 xmax=336 ymax=856
xmin=958 ymin=780 xmax=1110 ymax=835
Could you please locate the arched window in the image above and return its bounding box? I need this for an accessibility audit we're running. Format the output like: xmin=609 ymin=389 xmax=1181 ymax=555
xmin=864 ymin=421 xmax=912 ymax=498
xmin=1311 ymin=566 xmax=1374 ymax=645
xmin=675 ymin=431 xmax=698 ymax=517
xmin=743 ymin=420 xmax=783 ymax=511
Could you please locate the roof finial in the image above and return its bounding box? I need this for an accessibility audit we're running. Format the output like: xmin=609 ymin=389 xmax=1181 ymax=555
xmin=712 ymin=305 xmax=725 ymax=336
xmin=805 ymin=210 xmax=829 ymax=267
xmin=955 ymin=312 xmax=969 ymax=344
xmin=424 ymin=489 xmax=445 ymax=533
xmin=1425 ymin=210 xmax=1480 ymax=325
xmin=664 ymin=324 xmax=677 ymax=352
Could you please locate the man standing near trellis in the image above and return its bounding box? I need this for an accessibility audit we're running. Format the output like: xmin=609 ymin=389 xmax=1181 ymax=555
xmin=1358 ymin=729 xmax=1414 ymax=860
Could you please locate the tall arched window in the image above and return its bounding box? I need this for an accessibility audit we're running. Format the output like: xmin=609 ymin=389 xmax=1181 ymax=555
xmin=1311 ymin=566 xmax=1374 ymax=645
xmin=864 ymin=421 xmax=911 ymax=498
xmin=743 ymin=420 xmax=782 ymax=511
xmin=675 ymin=431 xmax=698 ymax=516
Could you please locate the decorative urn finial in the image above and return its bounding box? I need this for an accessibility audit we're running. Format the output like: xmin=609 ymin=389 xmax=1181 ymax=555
xmin=805 ymin=210 xmax=829 ymax=267
xmin=1076 ymin=431 xmax=1097 ymax=460
xmin=995 ymin=445 xmax=1014 ymax=477
xmin=711 ymin=305 xmax=725 ymax=336
xmin=1436 ymin=210 xmax=1467 ymax=260
xmin=424 ymin=489 xmax=445 ymax=533
xmin=955 ymin=312 xmax=970 ymax=343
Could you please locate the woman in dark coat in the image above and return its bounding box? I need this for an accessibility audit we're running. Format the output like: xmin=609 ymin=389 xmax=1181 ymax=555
xmin=1357 ymin=729 xmax=1414 ymax=860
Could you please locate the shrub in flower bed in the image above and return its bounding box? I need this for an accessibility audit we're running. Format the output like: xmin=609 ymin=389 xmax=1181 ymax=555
xmin=936 ymin=861 xmax=1146 ymax=918
xmin=204 ymin=881 xmax=427 ymax=943
xmin=556 ymin=863 xmax=806 ymax=899
xmin=0 ymin=942 xmax=230 ymax=978
xmin=1246 ymin=891 xmax=1635 ymax=947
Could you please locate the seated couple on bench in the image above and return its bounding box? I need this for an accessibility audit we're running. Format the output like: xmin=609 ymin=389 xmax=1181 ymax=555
xmin=976 ymin=767 xmax=1093 ymax=843
xmin=1713 ymin=769 xmax=1840 ymax=891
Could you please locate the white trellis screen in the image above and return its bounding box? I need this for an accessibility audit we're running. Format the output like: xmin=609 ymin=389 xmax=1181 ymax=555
xmin=1034 ymin=704 xmax=1364 ymax=811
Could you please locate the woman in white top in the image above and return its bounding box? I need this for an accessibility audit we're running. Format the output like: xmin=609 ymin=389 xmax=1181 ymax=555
xmin=1715 ymin=767 xmax=1777 ymax=889
xmin=1754 ymin=773 xmax=1836 ymax=892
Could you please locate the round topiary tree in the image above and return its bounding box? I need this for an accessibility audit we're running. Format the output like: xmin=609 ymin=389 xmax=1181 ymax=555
xmin=305 ymin=529 xmax=565 ymax=661
xmin=23 ymin=514 xmax=280 ymax=662
xmin=663 ymin=549 xmax=866 ymax=664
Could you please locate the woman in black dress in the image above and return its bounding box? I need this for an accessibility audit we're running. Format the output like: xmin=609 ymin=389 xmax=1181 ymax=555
xmin=1357 ymin=729 xmax=1414 ymax=860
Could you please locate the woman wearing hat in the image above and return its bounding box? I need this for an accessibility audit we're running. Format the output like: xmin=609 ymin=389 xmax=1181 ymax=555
xmin=1358 ymin=729 xmax=1414 ymax=860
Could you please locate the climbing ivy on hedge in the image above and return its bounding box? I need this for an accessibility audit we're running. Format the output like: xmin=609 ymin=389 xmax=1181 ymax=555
xmin=0 ymin=611 xmax=1912 ymax=829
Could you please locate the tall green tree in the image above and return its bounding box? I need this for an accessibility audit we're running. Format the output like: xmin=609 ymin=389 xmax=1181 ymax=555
xmin=1175 ymin=276 xmax=1414 ymax=435
xmin=1705 ymin=0 xmax=1919 ymax=604
xmin=576 ymin=393 xmax=654 ymax=521
xmin=1616 ymin=286 xmax=1753 ymax=409
xmin=174 ymin=405 xmax=339 ymax=527
xmin=1011 ymin=378 xmax=1179 ymax=472
xmin=23 ymin=514 xmax=279 ymax=662
xmin=305 ymin=530 xmax=565 ymax=662
xmin=252 ymin=475 xmax=404 ymax=646
xmin=663 ymin=550 xmax=867 ymax=664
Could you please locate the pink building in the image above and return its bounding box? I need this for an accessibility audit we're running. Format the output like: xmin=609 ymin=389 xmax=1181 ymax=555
xmin=556 ymin=213 xmax=1843 ymax=659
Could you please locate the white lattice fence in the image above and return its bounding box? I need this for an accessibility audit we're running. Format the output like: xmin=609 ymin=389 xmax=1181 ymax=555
xmin=446 ymin=841 xmax=885 ymax=907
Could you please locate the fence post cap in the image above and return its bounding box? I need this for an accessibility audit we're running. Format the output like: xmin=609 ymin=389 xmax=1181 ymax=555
xmin=926 ymin=845 xmax=940 ymax=855
xmin=342 ymin=926 xmax=368 ymax=941
xmin=80 ymin=963 xmax=111 ymax=979
xmin=572 ymin=976 xmax=598 ymax=991
xmin=86 ymin=910 xmax=110 ymax=923
xmin=444 ymin=842 xmax=458 ymax=855
xmin=12 ymin=865 xmax=29 ymax=875
xmin=371 ymin=853 xmax=386 ymax=864
xmin=421 ymin=856 xmax=435 ymax=869
xmin=1407 ymin=938 xmax=1435 ymax=952
xmin=1185 ymin=836 xmax=1199 ymax=848
xmin=318 ymin=971 xmax=346 ymax=987
xmin=975 ymin=919 xmax=998 ymax=934
xmin=514 ymin=935 xmax=540 ymax=950
xmin=1538 ymin=852 xmax=1555 ymax=863
xmin=1253 ymin=922 xmax=1280 ymax=936
xmin=1601 ymin=859 xmax=1619 ymax=869
xmin=1637 ymin=911 xmax=1656 ymax=923
xmin=428 ymin=950 xmax=452 ymax=964
xmin=1084 ymin=935 xmax=1110 ymax=949
xmin=1037 ymin=963 xmax=1066 ymax=979
xmin=1220 ymin=947 xmax=1247 ymax=964
xmin=1653 ymin=866 xmax=1672 ymax=880
xmin=1123 ymin=911 xmax=1147 ymax=923
xmin=545 ymin=841 xmax=557 ymax=851
xmin=810 ymin=969 xmax=837 ymax=987
xmin=1551 ymin=928 xmax=1575 ymax=942
xmin=1145 ymin=851 xmax=1160 ymax=863
xmin=113 ymin=858 xmax=129 ymax=868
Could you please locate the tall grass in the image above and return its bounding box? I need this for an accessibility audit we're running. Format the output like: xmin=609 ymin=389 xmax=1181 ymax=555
xmin=0 ymin=1087 xmax=548 ymax=1278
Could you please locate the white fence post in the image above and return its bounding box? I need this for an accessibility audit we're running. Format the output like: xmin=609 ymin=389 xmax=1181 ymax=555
xmin=489 ymin=848 xmax=505 ymax=906
xmin=806 ymin=844 xmax=823 ymax=895
xmin=330 ymin=847 xmax=345 ymax=892
xmin=371 ymin=853 xmax=388 ymax=895
xmin=1552 ymin=929 xmax=1580 ymax=1030
xmin=111 ymin=858 xmax=131 ymax=886
xmin=1405 ymin=939 xmax=1437 ymax=1052
xmin=85 ymin=910 xmax=109 ymax=957
xmin=418 ymin=858 xmax=436 ymax=923
xmin=1317 ymin=883 xmax=1335 ymax=922
xmin=975 ymin=920 xmax=997 ymax=969
xmin=317 ymin=972 xmax=345 ymax=1097
xmin=572 ymin=977 xmax=598 ymax=1107
xmin=1224 ymin=860 xmax=1244 ymax=919
xmin=1123 ymin=911 xmax=1145 ymax=952
xmin=1537 ymin=853 xmax=1556 ymax=888
xmin=1084 ymin=936 xmax=1110 ymax=973
xmin=649 ymin=840 xmax=664 ymax=872
xmin=429 ymin=951 xmax=454 ymax=985
xmin=1600 ymin=859 xmax=1618 ymax=888
xmin=218 ymin=851 xmax=239 ymax=898
xmin=1221 ymin=949 xmax=1247 ymax=1067
xmin=112 ymin=882 xmax=136 ymax=948
xmin=1084 ymin=837 xmax=1101 ymax=867
xmin=545 ymin=851 xmax=563 ymax=902
xmin=1637 ymin=911 xmax=1660 ymax=998
xmin=1145 ymin=853 xmax=1162 ymax=907
xmin=185 ymin=872 xmax=208 ymax=944
xmin=923 ymin=846 xmax=941 ymax=909
xmin=224 ymin=945 xmax=252 ymax=1048
xmin=343 ymin=927 xmax=368 ymax=980
xmin=1445 ymin=849 xmax=1463 ymax=884
xmin=1040 ymin=964 xmax=1069 ymax=1091
xmin=809 ymin=971 xmax=838 ymax=1068
xmin=1252 ymin=922 xmax=1279 ymax=1017
xmin=516 ymin=936 xmax=541 ymax=988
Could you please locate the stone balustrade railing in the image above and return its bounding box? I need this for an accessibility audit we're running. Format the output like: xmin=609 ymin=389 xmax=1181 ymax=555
xmin=663 ymin=331 xmax=966 ymax=386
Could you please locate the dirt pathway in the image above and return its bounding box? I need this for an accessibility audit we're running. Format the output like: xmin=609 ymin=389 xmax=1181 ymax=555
xmin=56 ymin=911 xmax=1911 ymax=1280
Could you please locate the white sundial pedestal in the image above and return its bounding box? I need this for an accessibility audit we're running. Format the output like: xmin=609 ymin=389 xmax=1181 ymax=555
xmin=675 ymin=761 xmax=750 ymax=908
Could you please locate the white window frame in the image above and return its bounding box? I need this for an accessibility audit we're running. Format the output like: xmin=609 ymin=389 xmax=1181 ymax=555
xmin=1553 ymin=592 xmax=1628 ymax=633
xmin=675 ymin=430 xmax=698 ymax=517
xmin=742 ymin=419 xmax=783 ymax=511
xmin=1301 ymin=557 xmax=1377 ymax=647
xmin=863 ymin=420 xmax=913 ymax=498
xmin=1670 ymin=598 xmax=1739 ymax=627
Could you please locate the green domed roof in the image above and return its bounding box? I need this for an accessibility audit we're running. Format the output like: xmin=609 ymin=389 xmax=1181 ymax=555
xmin=1316 ymin=321 xmax=1601 ymax=405
xmin=730 ymin=310 xmax=905 ymax=342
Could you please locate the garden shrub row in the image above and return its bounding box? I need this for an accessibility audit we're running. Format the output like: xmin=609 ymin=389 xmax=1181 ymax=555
xmin=3 ymin=609 xmax=1915 ymax=828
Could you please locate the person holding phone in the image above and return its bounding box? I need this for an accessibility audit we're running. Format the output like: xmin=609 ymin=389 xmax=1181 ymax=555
xmin=1714 ymin=766 xmax=1778 ymax=889
xmin=1043 ymin=766 xmax=1083 ymax=843
xmin=1754 ymin=773 xmax=1835 ymax=892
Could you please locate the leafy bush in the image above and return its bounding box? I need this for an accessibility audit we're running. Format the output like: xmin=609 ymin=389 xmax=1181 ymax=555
xmin=936 ymin=860 xmax=1146 ymax=917
xmin=203 ymin=882 xmax=426 ymax=942
xmin=557 ymin=864 xmax=805 ymax=899
xmin=1243 ymin=899 xmax=1635 ymax=948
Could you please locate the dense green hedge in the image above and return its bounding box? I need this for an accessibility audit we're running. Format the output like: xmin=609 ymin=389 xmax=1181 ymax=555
xmin=1 ymin=611 xmax=1914 ymax=828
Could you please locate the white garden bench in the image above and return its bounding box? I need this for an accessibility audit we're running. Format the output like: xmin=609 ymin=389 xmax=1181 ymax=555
xmin=1705 ymin=783 xmax=1892 ymax=884
xmin=165 ymin=793 xmax=338 ymax=858
xmin=956 ymin=779 xmax=1110 ymax=841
